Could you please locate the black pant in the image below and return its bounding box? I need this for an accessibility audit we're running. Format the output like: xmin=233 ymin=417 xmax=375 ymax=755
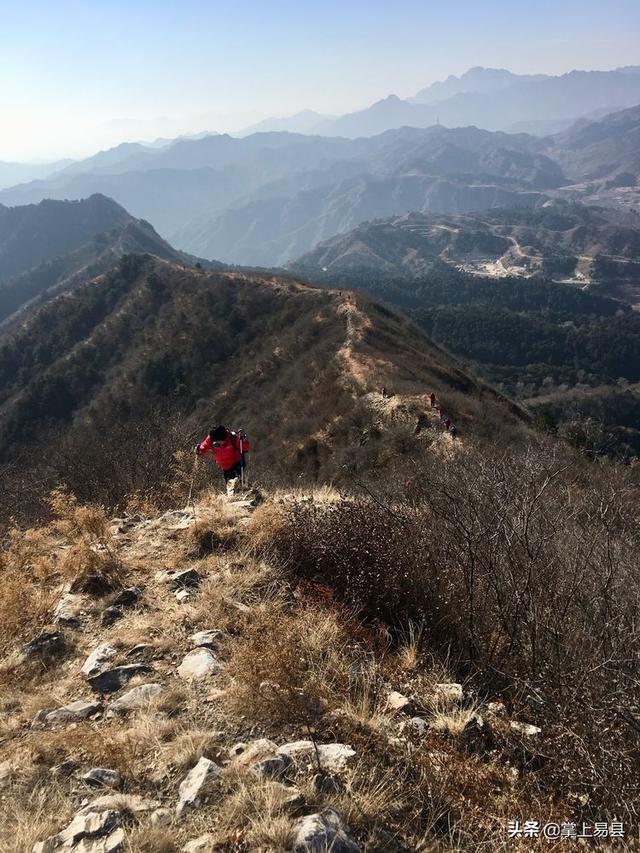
xmin=223 ymin=463 xmax=243 ymax=481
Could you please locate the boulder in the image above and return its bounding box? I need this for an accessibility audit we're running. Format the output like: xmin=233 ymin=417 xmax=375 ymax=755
xmin=32 ymin=808 xmax=123 ymax=852
xmin=510 ymin=720 xmax=541 ymax=736
xmin=88 ymin=664 xmax=152 ymax=694
xmin=182 ymin=835 xmax=215 ymax=853
xmin=107 ymin=683 xmax=163 ymax=714
xmin=156 ymin=568 xmax=201 ymax=590
xmin=22 ymin=631 xmax=65 ymax=659
xmin=291 ymin=807 xmax=360 ymax=853
xmin=80 ymin=768 xmax=124 ymax=790
xmin=189 ymin=630 xmax=224 ymax=649
xmin=54 ymin=593 xmax=87 ymax=626
xmin=77 ymin=794 xmax=159 ymax=816
xmin=110 ymin=587 xmax=142 ymax=608
xmin=176 ymin=757 xmax=221 ymax=817
xmin=81 ymin=643 xmax=117 ymax=677
xmin=177 ymin=649 xmax=222 ymax=680
xmin=276 ymin=741 xmax=355 ymax=773
xmin=385 ymin=690 xmax=412 ymax=713
xmin=34 ymin=700 xmax=101 ymax=727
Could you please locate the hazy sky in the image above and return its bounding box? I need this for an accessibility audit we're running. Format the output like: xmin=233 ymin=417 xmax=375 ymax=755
xmin=1 ymin=0 xmax=639 ymax=161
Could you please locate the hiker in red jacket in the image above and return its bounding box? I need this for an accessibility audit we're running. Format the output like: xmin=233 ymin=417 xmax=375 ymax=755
xmin=196 ymin=425 xmax=250 ymax=495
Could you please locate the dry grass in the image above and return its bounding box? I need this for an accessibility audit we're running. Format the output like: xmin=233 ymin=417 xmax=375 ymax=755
xmin=0 ymin=526 xmax=59 ymax=652
xmin=187 ymin=491 xmax=242 ymax=556
xmin=0 ymin=778 xmax=75 ymax=853
xmin=215 ymin=769 xmax=297 ymax=850
xmin=226 ymin=597 xmax=352 ymax=726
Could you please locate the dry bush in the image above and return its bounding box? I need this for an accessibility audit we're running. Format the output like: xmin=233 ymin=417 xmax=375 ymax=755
xmin=215 ymin=770 xmax=297 ymax=850
xmin=226 ymin=597 xmax=353 ymax=727
xmin=0 ymin=521 xmax=64 ymax=652
xmin=187 ymin=491 xmax=241 ymax=556
xmin=46 ymin=488 xmax=124 ymax=594
xmin=258 ymin=440 xmax=640 ymax=826
xmin=0 ymin=778 xmax=75 ymax=853
xmin=193 ymin=555 xmax=281 ymax=634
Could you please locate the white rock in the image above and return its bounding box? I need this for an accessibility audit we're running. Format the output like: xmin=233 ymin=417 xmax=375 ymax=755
xmin=182 ymin=835 xmax=215 ymax=852
xmin=176 ymin=757 xmax=221 ymax=818
xmin=32 ymin=808 xmax=123 ymax=852
xmin=80 ymin=768 xmax=124 ymax=790
xmin=276 ymin=741 xmax=355 ymax=773
xmin=510 ymin=720 xmax=541 ymax=736
xmin=36 ymin=700 xmax=101 ymax=727
xmin=291 ymin=807 xmax=360 ymax=853
xmin=107 ymin=683 xmax=163 ymax=714
xmin=54 ymin=593 xmax=87 ymax=625
xmin=232 ymin=738 xmax=278 ymax=766
xmin=386 ymin=690 xmax=412 ymax=713
xmin=77 ymin=794 xmax=160 ymax=816
xmin=189 ymin=630 xmax=224 ymax=649
xmin=81 ymin=643 xmax=117 ymax=677
xmin=177 ymin=649 xmax=222 ymax=680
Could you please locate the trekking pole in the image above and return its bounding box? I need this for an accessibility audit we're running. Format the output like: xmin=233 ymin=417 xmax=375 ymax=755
xmin=187 ymin=451 xmax=199 ymax=536
xmin=239 ymin=430 xmax=245 ymax=490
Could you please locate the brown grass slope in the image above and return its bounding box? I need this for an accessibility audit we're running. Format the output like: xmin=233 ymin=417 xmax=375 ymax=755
xmin=0 ymin=254 xmax=526 ymax=520
xmin=3 ymin=472 xmax=636 ymax=852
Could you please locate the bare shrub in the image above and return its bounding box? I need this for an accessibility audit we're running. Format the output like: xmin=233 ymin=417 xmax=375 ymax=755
xmin=260 ymin=440 xmax=640 ymax=823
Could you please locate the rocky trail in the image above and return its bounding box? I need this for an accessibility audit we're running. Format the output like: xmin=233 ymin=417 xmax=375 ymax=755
xmin=0 ymin=480 xmax=549 ymax=852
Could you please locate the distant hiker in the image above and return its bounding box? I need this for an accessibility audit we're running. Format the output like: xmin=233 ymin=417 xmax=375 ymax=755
xmin=449 ymin=424 xmax=458 ymax=439
xmin=381 ymin=386 xmax=390 ymax=398
xmin=444 ymin=417 xmax=451 ymax=430
xmin=429 ymin=392 xmax=436 ymax=408
xmin=196 ymin=425 xmax=250 ymax=496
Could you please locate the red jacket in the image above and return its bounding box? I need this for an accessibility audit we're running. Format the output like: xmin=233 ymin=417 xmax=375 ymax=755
xmin=198 ymin=430 xmax=250 ymax=471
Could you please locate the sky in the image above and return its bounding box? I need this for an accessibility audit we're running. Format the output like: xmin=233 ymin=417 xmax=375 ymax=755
xmin=1 ymin=0 xmax=639 ymax=161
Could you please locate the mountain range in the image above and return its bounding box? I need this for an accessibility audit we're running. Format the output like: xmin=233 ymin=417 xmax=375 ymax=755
xmin=0 ymin=194 xmax=204 ymax=328
xmin=2 ymin=101 xmax=638 ymax=268
xmin=292 ymin=201 xmax=640 ymax=293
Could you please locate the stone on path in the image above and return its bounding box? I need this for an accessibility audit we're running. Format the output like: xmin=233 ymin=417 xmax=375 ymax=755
xmin=177 ymin=649 xmax=223 ymax=680
xmin=108 ymin=683 xmax=164 ymax=714
xmin=32 ymin=808 xmax=124 ymax=853
xmin=87 ymin=664 xmax=152 ymax=694
xmin=81 ymin=643 xmax=117 ymax=677
xmin=34 ymin=700 xmax=101 ymax=728
xmin=276 ymin=741 xmax=355 ymax=773
xmin=80 ymin=768 xmax=124 ymax=790
xmin=176 ymin=757 xmax=221 ymax=818
xmin=291 ymin=807 xmax=360 ymax=853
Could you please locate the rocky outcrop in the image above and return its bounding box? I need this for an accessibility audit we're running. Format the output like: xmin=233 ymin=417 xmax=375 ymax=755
xmin=176 ymin=757 xmax=221 ymax=817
